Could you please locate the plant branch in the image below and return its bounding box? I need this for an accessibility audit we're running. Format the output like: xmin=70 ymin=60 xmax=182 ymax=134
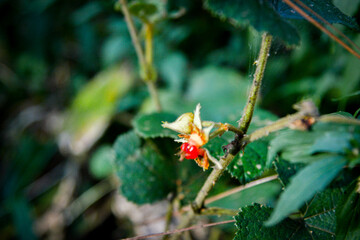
xmin=119 ymin=0 xmax=162 ymax=111
xmin=199 ymin=207 xmax=238 ymax=216
xmin=238 ymin=32 xmax=273 ymax=133
xmin=171 ymin=32 xmax=273 ymax=240
xmin=209 ymin=123 xmax=243 ymax=139
xmin=283 ymin=0 xmax=360 ymax=59
xmin=204 ymin=175 xmax=279 ymax=205
xmin=123 ymin=219 xmax=235 ymax=240
xmin=119 ymin=0 xmax=146 ymax=68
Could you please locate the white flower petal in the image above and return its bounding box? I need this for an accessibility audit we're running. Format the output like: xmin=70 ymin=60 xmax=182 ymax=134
xmin=193 ymin=103 xmax=202 ymax=130
xmin=204 ymin=149 xmax=222 ymax=169
xmin=202 ymin=123 xmax=214 ymax=142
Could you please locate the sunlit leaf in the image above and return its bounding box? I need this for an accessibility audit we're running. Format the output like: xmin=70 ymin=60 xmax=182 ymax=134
xmin=59 ymin=65 xmax=133 ymax=156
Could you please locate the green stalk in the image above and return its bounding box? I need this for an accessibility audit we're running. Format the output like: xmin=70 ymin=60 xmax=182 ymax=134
xmin=171 ymin=32 xmax=273 ymax=240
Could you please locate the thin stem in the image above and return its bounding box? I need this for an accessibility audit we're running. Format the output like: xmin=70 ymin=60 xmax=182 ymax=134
xmin=291 ymin=0 xmax=360 ymax=53
xmin=283 ymin=0 xmax=360 ymax=59
xmin=238 ymin=33 xmax=272 ymax=133
xmin=124 ymin=219 xmax=235 ymax=240
xmin=119 ymin=0 xmax=162 ymax=111
xmin=145 ymin=23 xmax=153 ymax=67
xmin=318 ymin=115 xmax=360 ymax=125
xmin=162 ymin=198 xmax=175 ymax=240
xmin=204 ymin=175 xmax=278 ymax=205
xmin=209 ymin=123 xmax=243 ymax=139
xmin=180 ymin=175 xmax=278 ymax=213
xmin=200 ymin=207 xmax=238 ymax=216
xmin=119 ymin=0 xmax=146 ymax=68
xmin=171 ymin=33 xmax=273 ymax=240
xmin=147 ymin=81 xmax=162 ymax=111
xmin=245 ymin=111 xmax=306 ymax=143
xmin=192 ymin=154 xmax=236 ymax=211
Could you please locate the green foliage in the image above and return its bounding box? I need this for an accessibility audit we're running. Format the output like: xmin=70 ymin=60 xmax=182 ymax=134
xmin=185 ymin=66 xmax=249 ymax=121
xmin=274 ymin=0 xmax=360 ymax=31
xmin=235 ymin=204 xmax=302 ymax=240
xmin=268 ymin=122 xmax=360 ymax=166
xmin=227 ymin=140 xmax=268 ymax=184
xmin=2 ymin=0 xmax=360 ymax=238
xmin=60 ymin=65 xmax=134 ymax=155
xmin=204 ymin=0 xmax=300 ymax=45
xmin=89 ymin=145 xmax=115 ymax=179
xmin=236 ymin=189 xmax=343 ymax=239
xmin=133 ymin=112 xmax=178 ymax=138
xmin=10 ymin=197 xmax=37 ymax=240
xmin=266 ymin=155 xmax=346 ymax=225
xmin=336 ymin=178 xmax=360 ymax=239
xmin=159 ymin=52 xmax=188 ymax=94
xmin=113 ymin=131 xmax=176 ymax=204
xmin=208 ymin=181 xmax=282 ymax=210
xmin=303 ymin=189 xmax=343 ymax=239
xmin=204 ymin=0 xmax=359 ymax=45
xmin=128 ymin=0 xmax=166 ymax=23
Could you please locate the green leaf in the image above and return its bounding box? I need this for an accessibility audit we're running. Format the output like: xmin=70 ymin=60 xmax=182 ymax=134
xmin=128 ymin=0 xmax=166 ymax=23
xmin=234 ymin=204 xmax=303 ymax=240
xmin=185 ymin=66 xmax=249 ymax=122
xmin=227 ymin=140 xmax=268 ymax=184
xmin=310 ymin=131 xmax=353 ymax=155
xmin=89 ymin=145 xmax=115 ymax=179
xmin=275 ymin=158 xmax=305 ymax=186
xmin=303 ymin=188 xmax=343 ymax=239
xmin=208 ymin=181 xmax=282 ymax=210
xmin=133 ymin=112 xmax=178 ymax=139
xmin=204 ymin=0 xmax=300 ymax=45
xmin=267 ymin=122 xmax=360 ymax=167
xmin=235 ymin=189 xmax=343 ymax=239
xmin=274 ymin=0 xmax=360 ymax=31
xmin=266 ymin=155 xmax=346 ymax=226
xmin=60 ymin=64 xmax=133 ymax=155
xmin=204 ymin=137 xmax=228 ymax=159
xmin=267 ymin=130 xmax=316 ymax=166
xmin=336 ymin=178 xmax=360 ymax=240
xmin=159 ymin=52 xmax=187 ymax=93
xmin=113 ymin=131 xmax=176 ymax=204
xmin=10 ymin=197 xmax=37 ymax=240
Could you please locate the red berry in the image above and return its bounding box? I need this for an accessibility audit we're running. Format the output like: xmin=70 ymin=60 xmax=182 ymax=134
xmin=181 ymin=143 xmax=189 ymax=152
xmin=185 ymin=145 xmax=199 ymax=159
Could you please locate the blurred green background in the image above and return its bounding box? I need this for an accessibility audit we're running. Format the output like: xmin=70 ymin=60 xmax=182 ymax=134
xmin=0 ymin=0 xmax=359 ymax=239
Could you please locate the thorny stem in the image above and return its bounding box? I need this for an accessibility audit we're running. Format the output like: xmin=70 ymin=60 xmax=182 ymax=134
xmin=119 ymin=0 xmax=162 ymax=112
xmin=238 ymin=33 xmax=273 ymax=133
xmin=209 ymin=123 xmax=244 ymax=139
xmin=171 ymin=33 xmax=273 ymax=240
